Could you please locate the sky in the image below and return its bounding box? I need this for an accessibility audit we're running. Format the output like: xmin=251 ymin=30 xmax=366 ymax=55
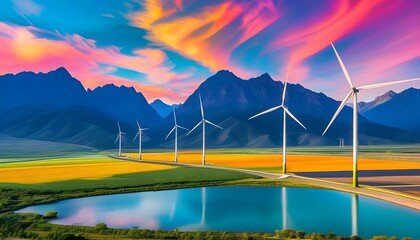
xmin=0 ymin=0 xmax=419 ymax=103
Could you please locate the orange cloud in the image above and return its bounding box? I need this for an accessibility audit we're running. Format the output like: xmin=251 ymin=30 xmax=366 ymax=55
xmin=129 ymin=0 xmax=281 ymax=78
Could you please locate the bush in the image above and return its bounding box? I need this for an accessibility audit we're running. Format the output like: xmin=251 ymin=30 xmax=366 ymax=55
xmin=95 ymin=222 xmax=108 ymax=231
xmin=44 ymin=211 xmax=58 ymax=219
xmin=296 ymin=230 xmax=305 ymax=239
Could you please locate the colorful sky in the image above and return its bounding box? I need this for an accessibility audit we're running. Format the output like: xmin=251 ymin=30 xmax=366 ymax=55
xmin=0 ymin=0 xmax=419 ymax=103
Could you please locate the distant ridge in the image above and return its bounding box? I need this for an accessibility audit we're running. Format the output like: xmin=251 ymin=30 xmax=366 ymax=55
xmin=151 ymin=70 xmax=418 ymax=148
xmin=361 ymin=88 xmax=420 ymax=130
xmin=150 ymin=99 xmax=181 ymax=118
xmin=0 ymin=68 xmax=419 ymax=149
xmin=358 ymin=90 xmax=397 ymax=113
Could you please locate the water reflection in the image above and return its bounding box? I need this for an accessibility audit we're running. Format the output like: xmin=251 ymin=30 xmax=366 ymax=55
xmin=201 ymin=187 xmax=206 ymax=224
xmin=282 ymin=187 xmax=287 ymax=230
xmin=17 ymin=187 xmax=419 ymax=239
xmin=352 ymin=194 xmax=358 ymax=236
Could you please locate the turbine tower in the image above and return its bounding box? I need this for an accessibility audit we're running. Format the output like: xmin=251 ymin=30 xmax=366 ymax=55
xmin=323 ymin=42 xmax=420 ymax=187
xmin=165 ymin=108 xmax=189 ymax=162
xmin=249 ymin=67 xmax=306 ymax=175
xmin=133 ymin=119 xmax=148 ymax=160
xmin=187 ymin=94 xmax=223 ymax=166
xmin=114 ymin=122 xmax=125 ymax=157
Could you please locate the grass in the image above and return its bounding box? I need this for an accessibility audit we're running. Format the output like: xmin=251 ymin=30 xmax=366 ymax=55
xmin=0 ymin=167 xmax=257 ymax=191
xmin=0 ymin=165 xmax=259 ymax=213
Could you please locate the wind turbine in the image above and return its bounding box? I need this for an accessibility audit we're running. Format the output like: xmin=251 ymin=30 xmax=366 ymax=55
xmin=323 ymin=42 xmax=420 ymax=187
xmin=187 ymin=94 xmax=223 ymax=166
xmin=114 ymin=122 xmax=125 ymax=157
xmin=249 ymin=67 xmax=306 ymax=175
xmin=165 ymin=108 xmax=189 ymax=162
xmin=133 ymin=119 xmax=148 ymax=160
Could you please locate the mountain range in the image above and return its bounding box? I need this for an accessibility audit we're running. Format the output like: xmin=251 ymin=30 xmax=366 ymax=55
xmin=150 ymin=99 xmax=181 ymax=118
xmin=0 ymin=67 xmax=418 ymax=149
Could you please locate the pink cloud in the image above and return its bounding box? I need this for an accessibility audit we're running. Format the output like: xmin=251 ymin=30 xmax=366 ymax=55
xmin=0 ymin=22 xmax=187 ymax=101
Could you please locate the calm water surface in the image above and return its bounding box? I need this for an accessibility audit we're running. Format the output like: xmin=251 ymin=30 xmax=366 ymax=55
xmin=18 ymin=187 xmax=420 ymax=238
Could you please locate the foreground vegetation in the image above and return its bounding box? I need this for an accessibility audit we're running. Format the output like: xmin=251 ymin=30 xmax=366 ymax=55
xmin=1 ymin=146 xmax=418 ymax=239
xmin=0 ymin=212 xmax=410 ymax=240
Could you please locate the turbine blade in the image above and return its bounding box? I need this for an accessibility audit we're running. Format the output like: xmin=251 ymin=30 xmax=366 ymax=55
xmin=322 ymin=90 xmax=354 ymax=136
xmin=199 ymin=93 xmax=204 ymax=119
xmin=114 ymin=135 xmax=119 ymax=144
xmin=205 ymin=120 xmax=223 ymax=129
xmin=358 ymin=78 xmax=420 ymax=90
xmin=173 ymin=107 xmax=177 ymax=125
xmin=249 ymin=105 xmax=282 ymax=120
xmin=136 ymin=119 xmax=140 ymax=129
xmin=284 ymin=108 xmax=306 ymax=129
xmin=165 ymin=126 xmax=176 ymax=141
xmin=331 ymin=42 xmax=355 ymax=88
xmin=177 ymin=125 xmax=189 ymax=131
xmin=133 ymin=131 xmax=139 ymax=142
xmin=117 ymin=122 xmax=121 ymax=132
xmin=187 ymin=120 xmax=203 ymax=136
xmin=282 ymin=66 xmax=290 ymax=105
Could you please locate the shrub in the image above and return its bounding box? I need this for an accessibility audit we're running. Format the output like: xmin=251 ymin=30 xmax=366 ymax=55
xmin=94 ymin=222 xmax=108 ymax=231
xmin=372 ymin=237 xmax=388 ymax=240
xmin=43 ymin=211 xmax=58 ymax=219
xmin=296 ymin=230 xmax=305 ymax=239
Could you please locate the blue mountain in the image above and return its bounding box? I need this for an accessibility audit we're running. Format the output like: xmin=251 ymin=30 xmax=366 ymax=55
xmin=0 ymin=67 xmax=86 ymax=111
xmin=0 ymin=68 xmax=418 ymax=149
xmin=0 ymin=67 xmax=161 ymax=148
xmin=87 ymin=84 xmax=161 ymax=127
xmin=358 ymin=90 xmax=397 ymax=113
xmin=361 ymin=88 xmax=420 ymax=131
xmin=153 ymin=70 xmax=417 ymax=148
xmin=150 ymin=99 xmax=181 ymax=118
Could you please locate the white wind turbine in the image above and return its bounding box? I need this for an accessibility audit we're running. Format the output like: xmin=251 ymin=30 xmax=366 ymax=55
xmin=249 ymin=67 xmax=306 ymax=175
xmin=133 ymin=119 xmax=148 ymax=160
xmin=165 ymin=108 xmax=189 ymax=162
xmin=114 ymin=122 xmax=125 ymax=157
xmin=187 ymin=94 xmax=223 ymax=166
xmin=323 ymin=42 xmax=420 ymax=187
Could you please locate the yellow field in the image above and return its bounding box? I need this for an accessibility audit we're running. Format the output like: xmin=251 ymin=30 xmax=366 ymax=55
xmin=2 ymin=152 xmax=418 ymax=184
xmin=0 ymin=157 xmax=175 ymax=184
xmin=125 ymin=152 xmax=420 ymax=172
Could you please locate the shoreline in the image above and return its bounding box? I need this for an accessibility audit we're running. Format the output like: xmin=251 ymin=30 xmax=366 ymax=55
xmin=110 ymin=155 xmax=420 ymax=211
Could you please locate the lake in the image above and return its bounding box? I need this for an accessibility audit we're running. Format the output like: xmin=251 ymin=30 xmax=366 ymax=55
xmin=18 ymin=186 xmax=420 ymax=238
